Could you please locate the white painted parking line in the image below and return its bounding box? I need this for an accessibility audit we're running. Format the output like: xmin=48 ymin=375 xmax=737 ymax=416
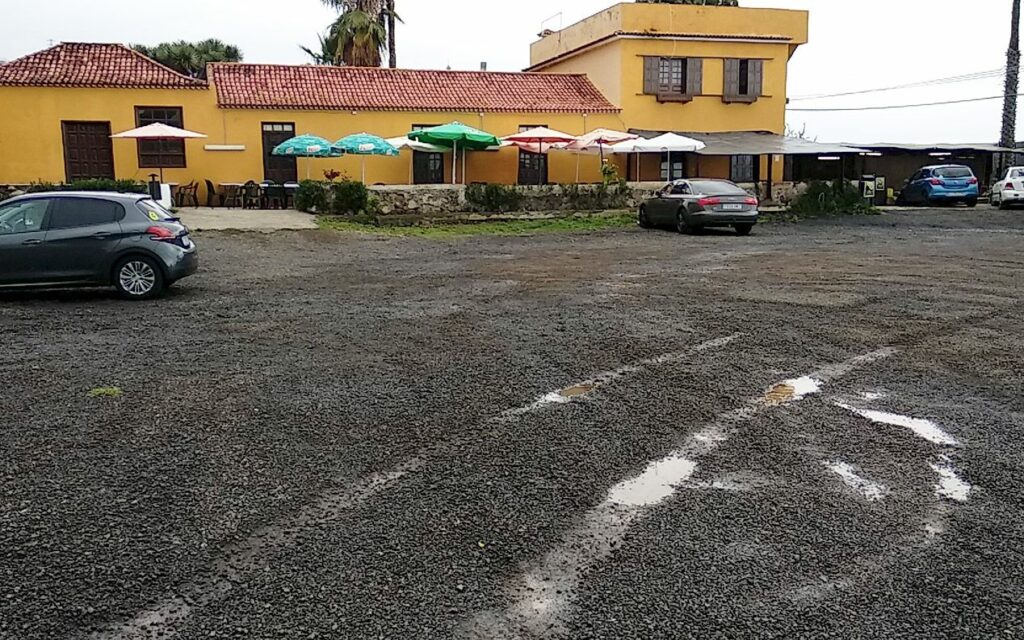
xmin=824 ymin=461 xmax=888 ymax=502
xmin=462 ymin=348 xmax=895 ymax=639
xmin=836 ymin=404 xmax=959 ymax=446
xmin=92 ymin=458 xmax=424 ymax=640
xmin=929 ymin=456 xmax=972 ymax=502
xmin=500 ymin=334 xmax=743 ymax=419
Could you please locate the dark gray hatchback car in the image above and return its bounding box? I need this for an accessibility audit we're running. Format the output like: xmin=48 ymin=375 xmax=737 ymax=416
xmin=0 ymin=192 xmax=197 ymax=299
xmin=639 ymin=179 xmax=760 ymax=235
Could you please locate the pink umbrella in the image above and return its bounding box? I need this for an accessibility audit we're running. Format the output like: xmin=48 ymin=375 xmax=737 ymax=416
xmin=503 ymin=127 xmax=577 ymax=185
xmin=111 ymin=123 xmax=206 ymax=181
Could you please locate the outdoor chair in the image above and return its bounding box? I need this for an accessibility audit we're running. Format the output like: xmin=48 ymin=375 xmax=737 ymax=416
xmin=204 ymin=179 xmax=225 ymax=207
xmin=261 ymin=182 xmax=286 ymax=210
xmin=241 ymin=181 xmax=262 ymax=210
xmin=175 ymin=181 xmax=199 ymax=207
xmin=223 ymin=184 xmax=243 ymax=208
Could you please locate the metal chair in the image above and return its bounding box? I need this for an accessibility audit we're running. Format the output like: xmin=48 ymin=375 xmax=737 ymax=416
xmin=261 ymin=182 xmax=286 ymax=209
xmin=175 ymin=181 xmax=199 ymax=207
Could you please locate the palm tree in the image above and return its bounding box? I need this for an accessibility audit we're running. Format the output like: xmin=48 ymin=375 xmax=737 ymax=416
xmin=132 ymin=39 xmax=242 ymax=78
xmin=313 ymin=0 xmax=398 ymax=67
xmin=1001 ymin=0 xmax=1021 ymax=154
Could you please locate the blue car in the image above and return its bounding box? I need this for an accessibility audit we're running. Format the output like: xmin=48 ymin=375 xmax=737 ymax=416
xmin=897 ymin=165 xmax=979 ymax=207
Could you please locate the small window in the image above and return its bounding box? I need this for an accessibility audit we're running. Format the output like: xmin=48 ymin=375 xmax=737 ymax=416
xmin=660 ymin=152 xmax=684 ymax=181
xmin=659 ymin=58 xmax=686 ymax=95
xmin=644 ymin=57 xmax=702 ymax=98
xmin=49 ymin=198 xmax=123 ymax=230
xmin=730 ymin=155 xmax=757 ymax=183
xmin=0 ymin=199 xmax=50 ymax=235
xmin=135 ymin=106 xmax=186 ymax=168
xmin=724 ymin=59 xmax=763 ymax=103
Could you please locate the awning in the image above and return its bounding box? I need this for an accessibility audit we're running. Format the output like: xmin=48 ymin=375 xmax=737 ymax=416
xmin=629 ymin=130 xmax=869 ymax=155
xmin=841 ymin=142 xmax=1017 ymax=153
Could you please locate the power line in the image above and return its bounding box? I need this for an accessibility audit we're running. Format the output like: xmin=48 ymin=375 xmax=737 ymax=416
xmin=788 ymin=93 xmax=1023 ymax=112
xmin=790 ymin=68 xmax=1006 ymax=101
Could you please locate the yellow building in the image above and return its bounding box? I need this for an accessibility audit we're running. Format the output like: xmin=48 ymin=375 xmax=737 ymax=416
xmin=0 ymin=1 xmax=810 ymax=196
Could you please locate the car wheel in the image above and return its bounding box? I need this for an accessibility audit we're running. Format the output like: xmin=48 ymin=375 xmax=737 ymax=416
xmin=735 ymin=224 xmax=754 ymax=236
xmin=114 ymin=256 xmax=165 ymax=300
xmin=675 ymin=211 xmax=696 ymax=234
xmin=638 ymin=206 xmax=652 ymax=229
xmin=998 ymin=199 xmax=1009 ymax=210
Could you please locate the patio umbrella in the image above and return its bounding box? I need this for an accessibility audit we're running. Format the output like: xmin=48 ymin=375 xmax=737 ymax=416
xmin=272 ymin=134 xmax=344 ymax=179
xmin=610 ymin=133 xmax=706 ymax=182
xmin=564 ymin=128 xmax=638 ymax=182
xmin=334 ymin=133 xmax=399 ymax=183
xmin=111 ymin=122 xmax=206 ymax=182
xmin=502 ymin=127 xmax=577 ymax=185
xmin=407 ymin=122 xmax=501 ymax=184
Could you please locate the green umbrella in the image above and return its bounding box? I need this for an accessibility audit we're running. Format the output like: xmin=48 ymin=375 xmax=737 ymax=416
xmin=334 ymin=133 xmax=399 ymax=183
xmin=407 ymin=122 xmax=501 ymax=184
xmin=273 ymin=134 xmax=344 ymax=179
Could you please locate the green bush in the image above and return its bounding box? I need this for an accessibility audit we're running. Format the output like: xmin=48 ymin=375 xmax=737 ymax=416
xmin=465 ymin=183 xmax=523 ymax=212
xmin=330 ymin=180 xmax=369 ymax=215
xmin=788 ymin=181 xmax=874 ymax=216
xmin=294 ymin=180 xmax=329 ymax=213
xmin=24 ymin=179 xmax=146 ymax=194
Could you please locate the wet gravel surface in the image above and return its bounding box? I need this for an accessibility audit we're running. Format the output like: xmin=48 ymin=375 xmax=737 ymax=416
xmin=1 ymin=208 xmax=1022 ymax=639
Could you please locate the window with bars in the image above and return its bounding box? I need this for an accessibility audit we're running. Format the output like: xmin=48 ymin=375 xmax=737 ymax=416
xmin=135 ymin=107 xmax=186 ymax=168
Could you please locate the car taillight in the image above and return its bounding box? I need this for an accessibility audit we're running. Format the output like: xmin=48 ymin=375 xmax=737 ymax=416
xmin=967 ymin=177 xmax=978 ymax=184
xmin=1004 ymin=182 xmax=1014 ymax=190
xmin=697 ymin=197 xmax=721 ymax=207
xmin=146 ymin=225 xmax=176 ymax=241
xmin=929 ymin=178 xmax=944 ymax=186
xmin=744 ymin=197 xmax=758 ymax=206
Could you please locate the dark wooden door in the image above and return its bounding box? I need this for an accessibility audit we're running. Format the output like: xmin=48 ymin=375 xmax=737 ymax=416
xmin=261 ymin=122 xmax=298 ymax=183
xmin=413 ymin=151 xmax=444 ymax=184
xmin=518 ymin=151 xmax=548 ymax=185
xmin=62 ymin=121 xmax=114 ymax=181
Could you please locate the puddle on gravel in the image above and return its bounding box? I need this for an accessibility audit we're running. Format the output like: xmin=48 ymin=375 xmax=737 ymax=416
xmin=764 ymin=376 xmax=822 ymax=405
xmin=606 ymin=454 xmax=698 ymax=507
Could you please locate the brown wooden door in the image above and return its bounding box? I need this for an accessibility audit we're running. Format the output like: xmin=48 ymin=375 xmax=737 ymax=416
xmin=62 ymin=121 xmax=114 ymax=181
xmin=261 ymin=122 xmax=298 ymax=183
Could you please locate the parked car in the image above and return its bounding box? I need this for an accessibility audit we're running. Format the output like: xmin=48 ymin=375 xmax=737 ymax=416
xmin=896 ymin=165 xmax=979 ymax=207
xmin=989 ymin=166 xmax=1024 ymax=209
xmin=639 ymin=179 xmax=759 ymax=235
xmin=0 ymin=192 xmax=197 ymax=299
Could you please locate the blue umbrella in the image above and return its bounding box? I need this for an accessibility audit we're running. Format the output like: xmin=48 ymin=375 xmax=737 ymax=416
xmin=273 ymin=134 xmax=344 ymax=178
xmin=334 ymin=133 xmax=399 ymax=182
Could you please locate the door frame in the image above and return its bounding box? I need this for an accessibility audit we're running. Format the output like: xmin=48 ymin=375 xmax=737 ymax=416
xmin=261 ymin=122 xmax=298 ymax=183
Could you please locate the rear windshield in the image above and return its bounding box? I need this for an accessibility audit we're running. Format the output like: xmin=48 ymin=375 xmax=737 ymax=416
xmin=689 ymin=181 xmax=748 ymax=196
xmin=934 ymin=167 xmax=973 ymax=179
xmin=136 ymin=199 xmax=176 ymax=221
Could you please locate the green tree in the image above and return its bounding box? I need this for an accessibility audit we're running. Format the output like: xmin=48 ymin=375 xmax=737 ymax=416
xmin=308 ymin=0 xmax=399 ymax=67
xmin=132 ymin=39 xmax=242 ymax=79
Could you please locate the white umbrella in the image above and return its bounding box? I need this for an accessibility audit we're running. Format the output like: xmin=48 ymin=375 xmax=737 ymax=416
xmin=386 ymin=136 xmax=450 ymax=184
xmin=609 ymin=133 xmax=706 ymax=182
xmin=111 ymin=123 xmax=207 ymax=181
xmin=564 ymin=128 xmax=638 ymax=182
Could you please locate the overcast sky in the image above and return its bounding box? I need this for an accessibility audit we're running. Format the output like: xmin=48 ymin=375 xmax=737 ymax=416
xmin=1 ymin=0 xmax=1016 ymax=143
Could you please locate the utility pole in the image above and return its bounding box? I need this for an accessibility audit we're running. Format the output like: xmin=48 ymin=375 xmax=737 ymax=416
xmin=999 ymin=0 xmax=1021 ymax=171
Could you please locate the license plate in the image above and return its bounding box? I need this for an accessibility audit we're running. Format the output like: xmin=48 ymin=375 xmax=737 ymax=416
xmin=722 ymin=204 xmax=744 ymax=211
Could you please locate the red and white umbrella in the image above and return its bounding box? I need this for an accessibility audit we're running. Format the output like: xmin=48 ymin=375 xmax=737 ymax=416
xmin=111 ymin=123 xmax=207 ymax=181
xmin=502 ymin=127 xmax=577 ymax=185
xmin=562 ymin=128 xmax=639 ymax=182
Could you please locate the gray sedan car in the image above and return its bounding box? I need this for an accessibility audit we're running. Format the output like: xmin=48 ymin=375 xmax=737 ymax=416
xmin=639 ymin=179 xmax=759 ymax=235
xmin=0 ymin=191 xmax=197 ymax=299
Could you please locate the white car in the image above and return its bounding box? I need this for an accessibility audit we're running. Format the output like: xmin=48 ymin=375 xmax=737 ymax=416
xmin=990 ymin=166 xmax=1024 ymax=209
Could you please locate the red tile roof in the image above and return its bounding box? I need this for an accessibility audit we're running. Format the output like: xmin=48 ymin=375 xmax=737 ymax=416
xmin=209 ymin=64 xmax=619 ymax=113
xmin=0 ymin=43 xmax=207 ymax=89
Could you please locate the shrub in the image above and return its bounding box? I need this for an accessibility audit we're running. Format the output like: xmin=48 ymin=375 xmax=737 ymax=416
xmin=294 ymin=180 xmax=329 ymax=213
xmin=465 ymin=183 xmax=523 ymax=212
xmin=330 ymin=180 xmax=369 ymax=215
xmin=24 ymin=179 xmax=146 ymax=194
xmin=788 ymin=181 xmax=874 ymax=216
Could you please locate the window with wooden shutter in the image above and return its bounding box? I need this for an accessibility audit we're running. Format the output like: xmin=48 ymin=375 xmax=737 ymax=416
xmin=723 ymin=58 xmax=761 ymax=104
xmin=644 ymin=56 xmax=700 ymax=103
xmin=643 ymin=57 xmax=660 ymax=95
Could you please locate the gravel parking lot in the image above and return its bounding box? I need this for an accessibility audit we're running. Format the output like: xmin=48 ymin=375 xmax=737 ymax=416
xmin=2 ymin=208 xmax=1023 ymax=639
